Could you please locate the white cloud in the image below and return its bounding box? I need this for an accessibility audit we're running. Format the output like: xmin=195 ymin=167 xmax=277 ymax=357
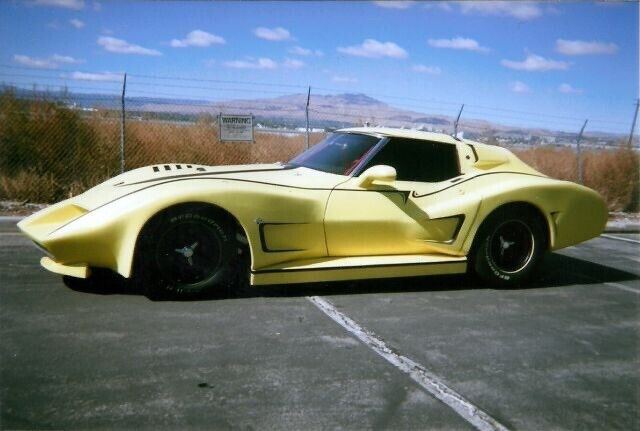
xmin=509 ymin=81 xmax=531 ymax=93
xmin=97 ymin=36 xmax=161 ymax=56
xmin=337 ymin=39 xmax=408 ymax=59
xmin=223 ymin=58 xmax=278 ymax=69
xmin=254 ymin=27 xmax=291 ymax=41
xmin=428 ymin=37 xmax=489 ymax=52
xmin=289 ymin=46 xmax=310 ymax=56
xmin=501 ymin=54 xmax=569 ymax=71
xmin=170 ymin=30 xmax=226 ymax=48
xmin=332 ymin=75 xmax=358 ymax=83
xmin=373 ymin=1 xmax=416 ymax=9
xmin=412 ymin=64 xmax=441 ymax=74
xmin=13 ymin=54 xmax=83 ymax=69
xmin=14 ymin=55 xmax=57 ymax=69
xmin=423 ymin=2 xmax=453 ymax=11
xmin=92 ymin=1 xmax=101 ymax=11
xmin=69 ymin=18 xmax=85 ymax=29
xmin=555 ymin=39 xmax=619 ymax=56
xmin=458 ymin=1 xmax=542 ymax=20
xmin=288 ymin=46 xmax=323 ymax=57
xmin=32 ymin=0 xmax=84 ymax=10
xmin=283 ymin=58 xmax=305 ymax=69
xmin=546 ymin=5 xmax=561 ymax=15
xmin=68 ymin=71 xmax=123 ymax=81
xmin=558 ymin=83 xmax=583 ymax=94
xmin=50 ymin=54 xmax=83 ymax=64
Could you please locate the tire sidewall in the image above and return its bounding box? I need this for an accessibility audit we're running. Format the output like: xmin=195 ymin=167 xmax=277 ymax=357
xmin=473 ymin=209 xmax=546 ymax=287
xmin=138 ymin=208 xmax=235 ymax=298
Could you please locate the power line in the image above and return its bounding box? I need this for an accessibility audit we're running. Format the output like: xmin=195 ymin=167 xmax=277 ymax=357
xmin=125 ymin=80 xmax=299 ymax=96
xmin=127 ymin=72 xmax=308 ymax=90
xmin=1 ymin=81 xmax=121 ymax=96
xmin=0 ymin=64 xmax=308 ymax=90
xmin=0 ymin=65 xmax=631 ymax=132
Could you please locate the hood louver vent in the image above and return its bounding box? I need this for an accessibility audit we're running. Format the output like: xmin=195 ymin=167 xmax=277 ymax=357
xmin=151 ymin=164 xmax=205 ymax=173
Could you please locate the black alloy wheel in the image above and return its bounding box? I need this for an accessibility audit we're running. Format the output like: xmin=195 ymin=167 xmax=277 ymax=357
xmin=155 ymin=219 xmax=224 ymax=287
xmin=136 ymin=206 xmax=237 ymax=299
xmin=487 ymin=220 xmax=535 ymax=274
xmin=472 ymin=207 xmax=546 ymax=287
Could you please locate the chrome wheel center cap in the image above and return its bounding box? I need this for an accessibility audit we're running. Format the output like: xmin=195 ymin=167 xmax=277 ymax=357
xmin=499 ymin=236 xmax=515 ymax=257
xmin=175 ymin=242 xmax=199 ymax=266
xmin=500 ymin=236 xmax=515 ymax=250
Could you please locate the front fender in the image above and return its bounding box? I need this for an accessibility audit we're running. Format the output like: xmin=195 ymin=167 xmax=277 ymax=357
xmin=49 ymin=177 xmax=331 ymax=277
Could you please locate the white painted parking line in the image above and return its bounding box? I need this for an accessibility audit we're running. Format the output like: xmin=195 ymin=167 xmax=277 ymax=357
xmin=307 ymin=296 xmax=509 ymax=431
xmin=567 ymin=271 xmax=640 ymax=295
xmin=601 ymin=234 xmax=640 ymax=245
xmin=604 ymin=282 xmax=640 ymax=295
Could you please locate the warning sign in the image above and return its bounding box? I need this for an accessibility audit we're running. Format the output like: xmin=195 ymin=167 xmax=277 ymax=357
xmin=218 ymin=114 xmax=254 ymax=142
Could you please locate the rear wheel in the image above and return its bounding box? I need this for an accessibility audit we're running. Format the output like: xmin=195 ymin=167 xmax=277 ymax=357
xmin=472 ymin=207 xmax=546 ymax=287
xmin=136 ymin=206 xmax=238 ymax=299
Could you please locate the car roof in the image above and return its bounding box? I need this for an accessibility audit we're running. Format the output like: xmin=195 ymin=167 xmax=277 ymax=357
xmin=337 ymin=127 xmax=459 ymax=145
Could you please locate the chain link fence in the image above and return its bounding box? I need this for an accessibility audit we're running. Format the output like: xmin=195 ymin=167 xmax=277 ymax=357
xmin=0 ymin=73 xmax=638 ymax=211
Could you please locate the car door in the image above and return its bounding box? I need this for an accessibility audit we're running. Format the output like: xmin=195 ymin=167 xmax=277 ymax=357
xmin=323 ymin=137 xmax=480 ymax=257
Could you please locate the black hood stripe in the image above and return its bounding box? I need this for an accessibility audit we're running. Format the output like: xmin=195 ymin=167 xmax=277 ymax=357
xmin=116 ymin=166 xmax=295 ymax=187
xmin=51 ymin=170 xmax=548 ymax=236
xmin=411 ymin=171 xmax=546 ymax=198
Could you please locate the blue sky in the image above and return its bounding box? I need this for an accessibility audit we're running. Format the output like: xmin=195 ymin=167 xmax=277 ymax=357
xmin=0 ymin=0 xmax=637 ymax=133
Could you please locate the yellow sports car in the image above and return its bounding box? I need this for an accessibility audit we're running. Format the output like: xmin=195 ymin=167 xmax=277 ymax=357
xmin=18 ymin=127 xmax=608 ymax=297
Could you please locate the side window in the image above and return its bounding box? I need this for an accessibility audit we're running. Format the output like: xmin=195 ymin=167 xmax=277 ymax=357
xmin=363 ymin=138 xmax=460 ymax=182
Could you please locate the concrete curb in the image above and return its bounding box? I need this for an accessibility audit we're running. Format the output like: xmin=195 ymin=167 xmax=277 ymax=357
xmin=0 ymin=217 xmax=24 ymax=233
xmin=2 ymin=215 xmax=638 ymax=234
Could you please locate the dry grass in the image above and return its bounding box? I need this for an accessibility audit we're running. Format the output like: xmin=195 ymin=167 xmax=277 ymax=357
xmin=0 ymin=91 xmax=637 ymax=211
xmin=0 ymin=171 xmax=59 ymax=203
xmin=515 ymin=147 xmax=639 ymax=211
xmin=123 ymin=121 xmax=320 ymax=168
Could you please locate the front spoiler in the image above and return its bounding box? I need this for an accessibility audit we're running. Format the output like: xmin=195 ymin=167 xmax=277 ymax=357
xmin=41 ymin=257 xmax=90 ymax=279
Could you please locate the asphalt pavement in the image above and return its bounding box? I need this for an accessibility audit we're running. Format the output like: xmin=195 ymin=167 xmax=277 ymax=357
xmin=1 ymin=221 xmax=638 ymax=430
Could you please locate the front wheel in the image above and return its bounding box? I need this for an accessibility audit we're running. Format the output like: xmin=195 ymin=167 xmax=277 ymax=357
xmin=472 ymin=208 xmax=547 ymax=287
xmin=136 ymin=206 xmax=237 ymax=299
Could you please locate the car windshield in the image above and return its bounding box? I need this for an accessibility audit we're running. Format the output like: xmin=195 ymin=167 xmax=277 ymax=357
xmin=288 ymin=132 xmax=382 ymax=175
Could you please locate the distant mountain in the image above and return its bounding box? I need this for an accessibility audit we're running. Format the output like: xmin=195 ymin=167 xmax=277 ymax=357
xmin=133 ymin=92 xmax=460 ymax=131
xmin=3 ymin=85 xmax=626 ymax=141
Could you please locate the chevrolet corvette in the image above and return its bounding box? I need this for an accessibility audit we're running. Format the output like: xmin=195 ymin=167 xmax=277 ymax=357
xmin=18 ymin=127 xmax=608 ymax=297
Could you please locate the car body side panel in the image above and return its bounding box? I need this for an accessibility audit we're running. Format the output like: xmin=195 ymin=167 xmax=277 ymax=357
xmin=18 ymin=131 xmax=608 ymax=286
xmin=457 ymin=172 xmax=608 ymax=253
xmin=19 ymin=174 xmax=336 ymax=278
xmin=324 ymin=177 xmax=482 ymax=257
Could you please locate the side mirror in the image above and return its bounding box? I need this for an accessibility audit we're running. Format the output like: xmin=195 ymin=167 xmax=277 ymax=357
xmin=357 ymin=165 xmax=397 ymax=188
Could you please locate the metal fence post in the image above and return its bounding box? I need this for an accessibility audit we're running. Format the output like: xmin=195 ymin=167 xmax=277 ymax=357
xmin=120 ymin=73 xmax=127 ymax=173
xmin=627 ymin=99 xmax=639 ymax=148
xmin=453 ymin=104 xmax=464 ymax=138
xmin=305 ymin=86 xmax=311 ymax=150
xmin=576 ymin=119 xmax=588 ymax=185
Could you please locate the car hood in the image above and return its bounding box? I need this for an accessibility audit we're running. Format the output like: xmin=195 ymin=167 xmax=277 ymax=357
xmin=72 ymin=163 xmax=347 ymax=211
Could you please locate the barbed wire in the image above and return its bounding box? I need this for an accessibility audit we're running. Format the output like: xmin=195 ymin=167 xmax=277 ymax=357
xmin=0 ymin=64 xmax=633 ymax=132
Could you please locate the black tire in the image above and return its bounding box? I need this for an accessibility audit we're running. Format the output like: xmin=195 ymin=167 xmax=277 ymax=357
xmin=472 ymin=207 xmax=547 ymax=287
xmin=135 ymin=205 xmax=238 ymax=299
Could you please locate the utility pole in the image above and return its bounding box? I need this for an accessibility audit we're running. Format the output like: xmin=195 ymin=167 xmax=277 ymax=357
xmin=453 ymin=104 xmax=464 ymax=138
xmin=120 ymin=73 xmax=127 ymax=174
xmin=627 ymin=98 xmax=639 ymax=148
xmin=305 ymin=86 xmax=311 ymax=150
xmin=576 ymin=119 xmax=588 ymax=185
